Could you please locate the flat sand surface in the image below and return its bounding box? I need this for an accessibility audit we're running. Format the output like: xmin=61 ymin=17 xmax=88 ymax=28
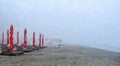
xmin=0 ymin=45 xmax=120 ymax=66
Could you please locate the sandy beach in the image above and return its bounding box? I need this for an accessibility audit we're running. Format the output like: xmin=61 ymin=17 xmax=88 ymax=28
xmin=0 ymin=45 xmax=120 ymax=66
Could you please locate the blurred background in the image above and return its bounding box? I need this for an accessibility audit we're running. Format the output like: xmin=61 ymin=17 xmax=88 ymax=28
xmin=0 ymin=0 xmax=120 ymax=52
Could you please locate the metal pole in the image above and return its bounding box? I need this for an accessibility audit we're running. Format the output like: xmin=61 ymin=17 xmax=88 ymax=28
xmin=7 ymin=30 xmax=9 ymax=45
xmin=39 ymin=33 xmax=42 ymax=47
xmin=33 ymin=32 xmax=35 ymax=48
xmin=42 ymin=34 xmax=44 ymax=46
xmin=2 ymin=32 xmax=4 ymax=44
xmin=17 ymin=31 xmax=19 ymax=44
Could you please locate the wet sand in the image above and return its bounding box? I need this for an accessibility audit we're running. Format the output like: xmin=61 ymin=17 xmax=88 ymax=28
xmin=0 ymin=45 xmax=120 ymax=66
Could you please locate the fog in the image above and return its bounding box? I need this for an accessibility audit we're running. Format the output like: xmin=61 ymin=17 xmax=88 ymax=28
xmin=0 ymin=0 xmax=120 ymax=52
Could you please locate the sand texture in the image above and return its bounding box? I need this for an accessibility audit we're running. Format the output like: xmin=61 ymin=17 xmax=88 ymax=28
xmin=0 ymin=45 xmax=120 ymax=66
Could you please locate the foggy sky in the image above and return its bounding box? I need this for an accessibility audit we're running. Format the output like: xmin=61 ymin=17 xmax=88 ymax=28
xmin=0 ymin=0 xmax=120 ymax=52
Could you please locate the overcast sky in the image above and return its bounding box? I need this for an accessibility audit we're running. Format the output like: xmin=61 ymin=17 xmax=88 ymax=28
xmin=0 ymin=0 xmax=120 ymax=52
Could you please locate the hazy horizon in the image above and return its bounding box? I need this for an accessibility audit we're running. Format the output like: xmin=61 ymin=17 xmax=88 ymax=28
xmin=0 ymin=0 xmax=120 ymax=52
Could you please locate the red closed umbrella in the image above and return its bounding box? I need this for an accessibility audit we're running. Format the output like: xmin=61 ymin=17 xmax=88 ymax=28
xmin=24 ymin=28 xmax=27 ymax=48
xmin=9 ymin=25 xmax=14 ymax=51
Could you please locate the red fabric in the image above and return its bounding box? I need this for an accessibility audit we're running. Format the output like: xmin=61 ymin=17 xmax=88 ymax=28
xmin=24 ymin=28 xmax=27 ymax=48
xmin=9 ymin=25 xmax=14 ymax=51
